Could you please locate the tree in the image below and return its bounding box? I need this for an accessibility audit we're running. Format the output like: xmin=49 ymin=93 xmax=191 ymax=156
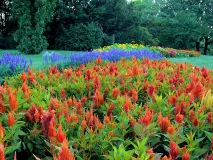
xmin=0 ymin=0 xmax=17 ymax=49
xmin=12 ymin=0 xmax=56 ymax=54
xmin=157 ymin=0 xmax=212 ymax=53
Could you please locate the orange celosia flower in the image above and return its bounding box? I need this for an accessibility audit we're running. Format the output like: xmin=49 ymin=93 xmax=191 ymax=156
xmin=161 ymin=155 xmax=171 ymax=160
xmin=48 ymin=120 xmax=56 ymax=138
xmin=107 ymin=103 xmax=115 ymax=116
xmin=96 ymin=56 xmax=102 ymax=65
xmin=104 ymin=116 xmax=111 ymax=124
xmin=81 ymin=120 xmax=87 ymax=129
xmin=20 ymin=72 xmax=27 ymax=82
xmin=182 ymin=152 xmax=190 ymax=160
xmin=175 ymin=112 xmax=183 ymax=124
xmin=170 ymin=141 xmax=179 ymax=159
xmin=146 ymin=149 xmax=155 ymax=159
xmin=0 ymin=124 xmax=4 ymax=141
xmin=123 ymin=97 xmax=132 ymax=114
xmin=112 ymin=88 xmax=120 ymax=99
xmin=70 ymin=114 xmax=78 ymax=123
xmin=26 ymin=104 xmax=43 ymax=123
xmin=58 ymin=139 xmax=75 ymax=160
xmin=56 ymin=124 xmax=66 ymax=143
xmin=138 ymin=108 xmax=153 ymax=126
xmin=167 ymin=125 xmax=175 ymax=135
xmin=93 ymin=89 xmax=104 ymax=108
xmin=0 ymin=144 xmax=5 ymax=160
xmin=158 ymin=113 xmax=170 ymax=132
xmin=7 ymin=112 xmax=15 ymax=127
xmin=8 ymin=91 xmax=18 ymax=111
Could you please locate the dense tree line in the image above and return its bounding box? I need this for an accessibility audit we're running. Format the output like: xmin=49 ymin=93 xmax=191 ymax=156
xmin=0 ymin=0 xmax=212 ymax=54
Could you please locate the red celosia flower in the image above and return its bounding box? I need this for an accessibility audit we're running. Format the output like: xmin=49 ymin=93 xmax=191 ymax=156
xmin=41 ymin=110 xmax=55 ymax=137
xmin=60 ymin=88 xmax=66 ymax=100
xmin=0 ymin=124 xmax=4 ymax=141
xmin=0 ymin=99 xmax=6 ymax=113
xmin=158 ymin=113 xmax=170 ymax=132
xmin=147 ymin=84 xmax=156 ymax=97
xmin=175 ymin=112 xmax=183 ymax=124
xmin=80 ymin=96 xmax=87 ymax=104
xmin=138 ymin=108 xmax=153 ymax=126
xmin=58 ymin=139 xmax=75 ymax=160
xmin=189 ymin=110 xmax=195 ymax=121
xmin=48 ymin=120 xmax=56 ymax=138
xmin=107 ymin=103 xmax=115 ymax=116
xmin=211 ymin=136 xmax=213 ymax=151
xmin=208 ymin=154 xmax=213 ymax=160
xmin=170 ymin=141 xmax=179 ymax=159
xmin=131 ymin=89 xmax=138 ymax=103
xmin=193 ymin=118 xmax=199 ymax=127
xmin=207 ymin=112 xmax=212 ymax=123
xmin=182 ymin=152 xmax=190 ymax=160
xmin=93 ymin=76 xmax=101 ymax=91
xmin=168 ymin=95 xmax=177 ymax=106
xmin=192 ymin=83 xmax=204 ymax=99
xmin=7 ymin=112 xmax=15 ymax=127
xmin=0 ymin=144 xmax=5 ymax=160
xmin=167 ymin=125 xmax=175 ymax=135
xmin=56 ymin=124 xmax=66 ymax=143
xmin=112 ymin=88 xmax=120 ymax=99
xmin=8 ymin=91 xmax=18 ymax=111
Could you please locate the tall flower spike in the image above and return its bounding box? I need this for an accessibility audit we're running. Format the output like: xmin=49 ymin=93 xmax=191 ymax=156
xmin=175 ymin=112 xmax=183 ymax=124
xmin=7 ymin=112 xmax=15 ymax=127
xmin=58 ymin=139 xmax=75 ymax=160
xmin=157 ymin=113 xmax=170 ymax=132
xmin=170 ymin=141 xmax=179 ymax=159
xmin=56 ymin=124 xmax=66 ymax=143
xmin=9 ymin=91 xmax=18 ymax=111
xmin=0 ymin=144 xmax=5 ymax=160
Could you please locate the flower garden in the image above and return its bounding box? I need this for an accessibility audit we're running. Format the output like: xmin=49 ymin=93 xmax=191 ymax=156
xmin=0 ymin=44 xmax=213 ymax=160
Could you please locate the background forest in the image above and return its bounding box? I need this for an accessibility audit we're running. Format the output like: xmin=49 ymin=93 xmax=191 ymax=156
xmin=0 ymin=0 xmax=212 ymax=54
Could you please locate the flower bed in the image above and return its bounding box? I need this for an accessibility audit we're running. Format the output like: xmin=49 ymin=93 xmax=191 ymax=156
xmin=0 ymin=52 xmax=31 ymax=84
xmin=0 ymin=57 xmax=213 ymax=159
xmin=95 ymin=43 xmax=200 ymax=57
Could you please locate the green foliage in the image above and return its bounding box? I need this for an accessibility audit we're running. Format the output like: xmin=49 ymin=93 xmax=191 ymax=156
xmin=11 ymin=0 xmax=56 ymax=54
xmin=56 ymin=22 xmax=103 ymax=51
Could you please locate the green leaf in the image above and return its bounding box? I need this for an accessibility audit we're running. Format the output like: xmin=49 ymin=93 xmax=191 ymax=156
xmin=5 ymin=141 xmax=21 ymax=155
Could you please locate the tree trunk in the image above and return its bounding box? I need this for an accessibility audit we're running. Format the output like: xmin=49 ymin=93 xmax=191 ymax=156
xmin=204 ymin=37 xmax=208 ymax=55
xmin=196 ymin=42 xmax=200 ymax=51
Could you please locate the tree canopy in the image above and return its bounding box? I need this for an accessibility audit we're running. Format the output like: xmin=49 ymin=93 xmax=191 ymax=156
xmin=0 ymin=0 xmax=212 ymax=54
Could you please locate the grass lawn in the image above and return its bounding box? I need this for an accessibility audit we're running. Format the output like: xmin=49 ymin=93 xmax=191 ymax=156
xmin=1 ymin=49 xmax=213 ymax=70
xmin=168 ymin=55 xmax=213 ymax=70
